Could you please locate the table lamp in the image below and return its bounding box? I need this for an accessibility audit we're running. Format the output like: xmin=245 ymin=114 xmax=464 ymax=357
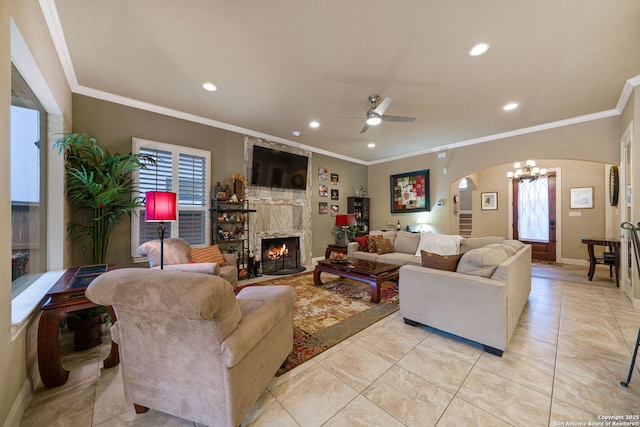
xmin=145 ymin=191 xmax=177 ymax=269
xmin=335 ymin=214 xmax=356 ymax=246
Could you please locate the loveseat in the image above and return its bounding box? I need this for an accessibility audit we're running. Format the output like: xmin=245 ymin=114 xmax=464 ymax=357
xmin=137 ymin=238 xmax=238 ymax=287
xmin=347 ymin=230 xmax=531 ymax=356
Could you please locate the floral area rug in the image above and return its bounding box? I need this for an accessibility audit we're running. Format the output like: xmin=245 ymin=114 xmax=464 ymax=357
xmin=236 ymin=271 xmax=399 ymax=376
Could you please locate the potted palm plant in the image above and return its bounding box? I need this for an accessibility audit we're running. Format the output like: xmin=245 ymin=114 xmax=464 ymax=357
xmin=54 ymin=133 xmax=153 ymax=264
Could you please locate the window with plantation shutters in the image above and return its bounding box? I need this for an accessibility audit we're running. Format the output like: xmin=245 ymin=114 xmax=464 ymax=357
xmin=131 ymin=138 xmax=211 ymax=259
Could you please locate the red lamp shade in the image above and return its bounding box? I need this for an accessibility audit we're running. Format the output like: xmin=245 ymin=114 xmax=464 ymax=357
xmin=335 ymin=214 xmax=356 ymax=227
xmin=145 ymin=191 xmax=177 ymax=222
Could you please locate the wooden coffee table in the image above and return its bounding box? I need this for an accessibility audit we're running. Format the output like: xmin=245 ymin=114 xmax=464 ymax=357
xmin=313 ymin=258 xmax=399 ymax=303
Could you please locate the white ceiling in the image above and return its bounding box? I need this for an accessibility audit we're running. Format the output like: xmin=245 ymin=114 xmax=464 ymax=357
xmin=46 ymin=0 xmax=640 ymax=164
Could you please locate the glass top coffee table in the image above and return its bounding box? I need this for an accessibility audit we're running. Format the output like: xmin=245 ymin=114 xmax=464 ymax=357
xmin=313 ymin=258 xmax=400 ymax=303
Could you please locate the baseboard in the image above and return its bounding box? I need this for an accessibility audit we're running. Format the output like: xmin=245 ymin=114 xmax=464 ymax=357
xmin=3 ymin=372 xmax=35 ymax=427
xmin=558 ymin=258 xmax=589 ymax=266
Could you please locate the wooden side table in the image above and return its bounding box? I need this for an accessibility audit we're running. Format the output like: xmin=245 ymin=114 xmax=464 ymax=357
xmin=38 ymin=265 xmax=119 ymax=387
xmin=325 ymin=244 xmax=348 ymax=259
xmin=581 ymin=238 xmax=620 ymax=286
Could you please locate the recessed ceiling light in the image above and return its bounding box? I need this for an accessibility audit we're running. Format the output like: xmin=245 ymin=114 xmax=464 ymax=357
xmin=202 ymin=82 xmax=217 ymax=91
xmin=309 ymin=121 xmax=319 ymax=128
xmin=368 ymin=143 xmax=376 ymax=148
xmin=503 ymin=102 xmax=519 ymax=111
xmin=469 ymin=43 xmax=490 ymax=57
xmin=292 ymin=131 xmax=301 ymax=137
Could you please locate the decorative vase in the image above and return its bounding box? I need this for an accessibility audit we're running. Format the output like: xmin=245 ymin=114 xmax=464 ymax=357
xmin=216 ymin=191 xmax=227 ymax=201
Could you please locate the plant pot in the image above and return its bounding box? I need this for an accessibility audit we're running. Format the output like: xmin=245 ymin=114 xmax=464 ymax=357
xmin=66 ymin=315 xmax=103 ymax=351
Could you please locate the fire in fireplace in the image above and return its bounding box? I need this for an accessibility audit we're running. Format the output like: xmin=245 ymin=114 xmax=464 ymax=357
xmin=261 ymin=236 xmax=305 ymax=275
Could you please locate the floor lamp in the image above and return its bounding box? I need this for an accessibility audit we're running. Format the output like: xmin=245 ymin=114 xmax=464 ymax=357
xmin=145 ymin=191 xmax=177 ymax=269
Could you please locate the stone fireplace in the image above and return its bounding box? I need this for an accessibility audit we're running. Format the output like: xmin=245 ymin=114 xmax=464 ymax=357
xmin=244 ymin=137 xmax=313 ymax=274
xmin=261 ymin=236 xmax=304 ymax=275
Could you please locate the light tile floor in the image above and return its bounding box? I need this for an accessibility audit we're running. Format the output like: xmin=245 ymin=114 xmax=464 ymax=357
xmin=19 ymin=264 xmax=640 ymax=426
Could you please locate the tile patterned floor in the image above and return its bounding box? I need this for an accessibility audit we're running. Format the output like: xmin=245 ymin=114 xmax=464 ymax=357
xmin=19 ymin=264 xmax=640 ymax=426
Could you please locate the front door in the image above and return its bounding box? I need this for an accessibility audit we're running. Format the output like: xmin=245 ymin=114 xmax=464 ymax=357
xmin=512 ymin=173 xmax=557 ymax=261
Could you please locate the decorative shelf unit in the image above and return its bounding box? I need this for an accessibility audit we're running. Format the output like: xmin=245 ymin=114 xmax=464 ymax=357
xmin=347 ymin=197 xmax=370 ymax=234
xmin=211 ymin=199 xmax=257 ymax=280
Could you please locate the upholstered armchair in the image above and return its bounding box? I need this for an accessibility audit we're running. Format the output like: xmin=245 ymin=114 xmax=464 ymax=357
xmin=136 ymin=238 xmax=238 ymax=287
xmin=86 ymin=268 xmax=296 ymax=427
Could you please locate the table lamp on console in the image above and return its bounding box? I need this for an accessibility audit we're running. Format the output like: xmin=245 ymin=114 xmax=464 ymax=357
xmin=335 ymin=214 xmax=356 ymax=246
xmin=145 ymin=191 xmax=177 ymax=269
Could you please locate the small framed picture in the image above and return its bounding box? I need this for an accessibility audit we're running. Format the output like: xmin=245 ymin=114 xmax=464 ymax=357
xmin=331 ymin=173 xmax=339 ymax=185
xmin=570 ymin=187 xmax=594 ymax=209
xmin=330 ymin=205 xmax=339 ymax=216
xmin=319 ymin=184 xmax=328 ymax=197
xmin=318 ymin=168 xmax=328 ymax=181
xmin=319 ymin=202 xmax=328 ymax=214
xmin=481 ymin=192 xmax=498 ymax=210
xmin=331 ymin=189 xmax=339 ymax=200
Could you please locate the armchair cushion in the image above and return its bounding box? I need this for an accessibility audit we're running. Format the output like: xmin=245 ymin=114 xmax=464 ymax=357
xmin=137 ymin=238 xmax=191 ymax=267
xmin=153 ymin=263 xmax=220 ymax=275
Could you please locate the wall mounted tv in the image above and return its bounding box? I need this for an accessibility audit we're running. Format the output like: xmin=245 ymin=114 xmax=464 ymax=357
xmin=251 ymin=145 xmax=309 ymax=190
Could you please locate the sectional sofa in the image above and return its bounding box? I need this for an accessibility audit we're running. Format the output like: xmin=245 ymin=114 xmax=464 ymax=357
xmin=347 ymin=230 xmax=532 ymax=355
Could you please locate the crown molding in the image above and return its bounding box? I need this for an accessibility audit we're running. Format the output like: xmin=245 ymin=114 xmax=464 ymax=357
xmin=39 ymin=0 xmax=640 ymax=166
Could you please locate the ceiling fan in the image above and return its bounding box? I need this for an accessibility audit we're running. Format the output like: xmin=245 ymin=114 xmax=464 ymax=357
xmin=334 ymin=95 xmax=416 ymax=134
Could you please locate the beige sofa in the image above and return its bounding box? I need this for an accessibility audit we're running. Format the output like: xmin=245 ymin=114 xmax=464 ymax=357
xmin=86 ymin=268 xmax=296 ymax=427
xmin=347 ymin=230 xmax=531 ymax=355
xmin=400 ymin=241 xmax=532 ymax=356
xmin=346 ymin=230 xmax=506 ymax=265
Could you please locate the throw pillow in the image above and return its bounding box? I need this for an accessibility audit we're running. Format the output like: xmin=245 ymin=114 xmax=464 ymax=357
xmin=420 ymin=250 xmax=463 ymax=271
xmin=376 ymin=238 xmax=395 ymax=254
xmin=354 ymin=235 xmax=368 ymax=250
xmin=190 ymin=245 xmax=229 ymax=266
xmin=367 ymin=235 xmax=383 ymax=253
xmin=456 ymin=246 xmax=509 ymax=278
xmin=393 ymin=231 xmax=420 ymax=254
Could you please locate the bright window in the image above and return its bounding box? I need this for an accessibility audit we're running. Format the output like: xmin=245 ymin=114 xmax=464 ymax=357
xmin=131 ymin=138 xmax=211 ymax=258
xmin=517 ymin=176 xmax=549 ymax=241
xmin=11 ymin=63 xmax=47 ymax=298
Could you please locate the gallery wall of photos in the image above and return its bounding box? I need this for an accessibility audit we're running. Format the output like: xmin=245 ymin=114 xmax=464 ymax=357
xmin=318 ymin=167 xmax=340 ymax=216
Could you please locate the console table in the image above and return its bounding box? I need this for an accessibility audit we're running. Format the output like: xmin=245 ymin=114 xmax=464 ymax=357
xmin=581 ymin=238 xmax=620 ymax=286
xmin=38 ymin=265 xmax=119 ymax=387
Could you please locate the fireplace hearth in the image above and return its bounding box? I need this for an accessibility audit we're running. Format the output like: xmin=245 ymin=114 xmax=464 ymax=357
xmin=261 ymin=236 xmax=305 ymax=275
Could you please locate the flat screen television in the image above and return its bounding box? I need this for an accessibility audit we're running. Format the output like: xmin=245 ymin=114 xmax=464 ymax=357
xmin=251 ymin=145 xmax=308 ymax=190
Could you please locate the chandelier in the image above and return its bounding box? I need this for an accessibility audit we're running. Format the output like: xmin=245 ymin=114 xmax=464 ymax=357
xmin=507 ymin=160 xmax=546 ymax=183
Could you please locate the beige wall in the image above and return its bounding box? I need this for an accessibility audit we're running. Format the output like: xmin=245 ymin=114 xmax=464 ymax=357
xmin=72 ymin=94 xmax=246 ymax=267
xmin=368 ymin=116 xmax=621 ymax=259
xmin=2 ymin=1 xmax=72 ymax=424
xmin=73 ymin=95 xmax=368 ymax=264
xmin=309 ymin=154 xmax=368 ymax=257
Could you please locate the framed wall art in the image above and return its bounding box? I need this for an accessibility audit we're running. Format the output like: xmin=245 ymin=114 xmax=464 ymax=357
xmin=570 ymin=187 xmax=594 ymax=209
xmin=481 ymin=192 xmax=498 ymax=210
xmin=390 ymin=169 xmax=430 ymax=213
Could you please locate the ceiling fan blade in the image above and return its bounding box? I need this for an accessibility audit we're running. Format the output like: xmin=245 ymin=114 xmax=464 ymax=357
xmin=381 ymin=115 xmax=416 ymax=122
xmin=360 ymin=123 xmax=370 ymax=134
xmin=374 ymin=97 xmax=392 ymax=115
xmin=332 ymin=115 xmax=367 ymax=119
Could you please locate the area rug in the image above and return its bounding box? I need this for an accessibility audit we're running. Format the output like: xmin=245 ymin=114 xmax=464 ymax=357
xmin=237 ymin=271 xmax=399 ymax=375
